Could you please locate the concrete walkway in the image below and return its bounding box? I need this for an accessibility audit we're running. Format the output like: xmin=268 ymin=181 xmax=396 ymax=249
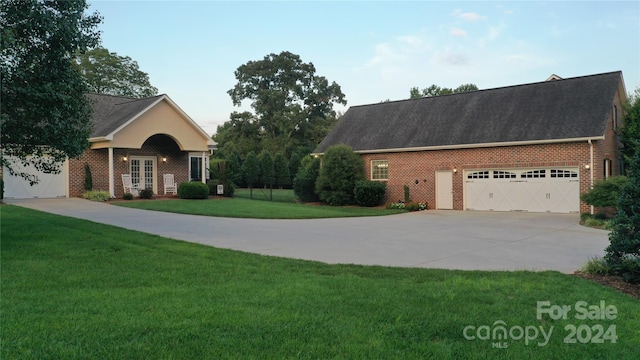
xmin=4 ymin=198 xmax=610 ymax=273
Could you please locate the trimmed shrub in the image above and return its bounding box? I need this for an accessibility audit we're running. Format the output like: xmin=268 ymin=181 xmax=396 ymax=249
xmin=580 ymin=176 xmax=628 ymax=208
xmin=315 ymin=145 xmax=364 ymax=206
xmin=139 ymin=188 xmax=153 ymax=199
xmin=178 ymin=181 xmax=209 ymax=199
xmin=404 ymin=185 xmax=410 ymax=203
xmin=83 ymin=190 xmax=110 ymax=202
xmin=84 ymin=163 xmax=93 ymax=191
xmin=354 ymin=180 xmax=386 ymax=207
xmin=605 ymin=142 xmax=640 ymax=283
xmin=123 ymin=193 xmax=134 ymax=200
xmin=405 ymin=202 xmax=428 ymax=212
xmin=293 ymin=156 xmax=321 ymax=202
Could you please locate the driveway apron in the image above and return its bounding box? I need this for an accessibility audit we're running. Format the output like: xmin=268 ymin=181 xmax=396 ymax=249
xmin=4 ymin=198 xmax=610 ymax=273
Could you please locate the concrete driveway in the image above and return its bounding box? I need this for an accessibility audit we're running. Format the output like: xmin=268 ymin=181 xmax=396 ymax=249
xmin=5 ymin=198 xmax=610 ymax=273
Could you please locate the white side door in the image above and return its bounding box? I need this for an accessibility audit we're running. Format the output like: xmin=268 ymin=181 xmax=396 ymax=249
xmin=436 ymin=171 xmax=453 ymax=210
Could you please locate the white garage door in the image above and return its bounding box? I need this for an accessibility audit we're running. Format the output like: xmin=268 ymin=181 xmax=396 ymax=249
xmin=3 ymin=159 xmax=67 ymax=199
xmin=464 ymin=168 xmax=579 ymax=213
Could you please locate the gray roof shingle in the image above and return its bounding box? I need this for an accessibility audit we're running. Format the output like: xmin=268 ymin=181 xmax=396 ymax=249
xmin=314 ymin=71 xmax=623 ymax=153
xmin=87 ymin=93 xmax=164 ymax=138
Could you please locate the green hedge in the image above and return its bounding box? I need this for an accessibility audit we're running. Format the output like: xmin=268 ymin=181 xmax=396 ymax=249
xmin=178 ymin=181 xmax=209 ymax=199
xmin=354 ymin=180 xmax=386 ymax=207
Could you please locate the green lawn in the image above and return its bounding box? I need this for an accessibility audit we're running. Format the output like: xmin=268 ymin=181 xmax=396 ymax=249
xmin=2 ymin=205 xmax=639 ymax=359
xmin=234 ymin=187 xmax=297 ymax=202
xmin=114 ymin=189 xmax=404 ymax=219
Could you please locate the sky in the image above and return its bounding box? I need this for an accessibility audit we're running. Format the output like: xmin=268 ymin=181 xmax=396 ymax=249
xmin=87 ymin=1 xmax=640 ymax=136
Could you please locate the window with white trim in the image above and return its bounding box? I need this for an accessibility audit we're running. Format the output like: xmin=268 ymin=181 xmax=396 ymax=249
xmin=189 ymin=154 xmax=210 ymax=181
xmin=371 ymin=160 xmax=389 ymax=180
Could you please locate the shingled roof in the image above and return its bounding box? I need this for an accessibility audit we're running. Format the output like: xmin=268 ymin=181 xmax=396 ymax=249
xmin=314 ymin=71 xmax=624 ymax=154
xmin=87 ymin=93 xmax=165 ymax=138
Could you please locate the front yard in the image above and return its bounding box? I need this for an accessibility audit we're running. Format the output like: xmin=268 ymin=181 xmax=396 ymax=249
xmin=113 ymin=188 xmax=406 ymax=219
xmin=2 ymin=205 xmax=639 ymax=359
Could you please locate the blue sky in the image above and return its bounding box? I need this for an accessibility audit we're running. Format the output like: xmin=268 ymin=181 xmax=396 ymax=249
xmin=88 ymin=1 xmax=640 ymax=135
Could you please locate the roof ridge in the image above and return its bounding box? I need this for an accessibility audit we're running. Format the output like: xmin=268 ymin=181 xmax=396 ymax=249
xmin=350 ymin=70 xmax=622 ymax=109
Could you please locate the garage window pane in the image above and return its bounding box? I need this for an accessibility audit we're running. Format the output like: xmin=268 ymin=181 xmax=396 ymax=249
xmin=467 ymin=171 xmax=489 ymax=179
xmin=550 ymin=169 xmax=578 ymax=178
xmin=521 ymin=170 xmax=546 ymax=178
xmin=371 ymin=160 xmax=388 ymax=180
xmin=493 ymin=171 xmax=516 ymax=179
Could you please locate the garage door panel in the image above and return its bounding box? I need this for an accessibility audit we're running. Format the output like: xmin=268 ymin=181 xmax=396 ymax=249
xmin=3 ymin=158 xmax=67 ymax=199
xmin=464 ymin=168 xmax=579 ymax=213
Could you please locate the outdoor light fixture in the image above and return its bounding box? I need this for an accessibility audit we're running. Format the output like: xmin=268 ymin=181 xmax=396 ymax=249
xmin=162 ymin=157 xmax=167 ymax=163
xmin=585 ymin=164 xmax=591 ymax=169
xmin=453 ymin=168 xmax=458 ymax=173
xmin=122 ymin=156 xmax=128 ymax=162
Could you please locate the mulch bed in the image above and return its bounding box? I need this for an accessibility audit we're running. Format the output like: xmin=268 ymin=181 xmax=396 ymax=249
xmin=573 ymin=273 xmax=640 ymax=300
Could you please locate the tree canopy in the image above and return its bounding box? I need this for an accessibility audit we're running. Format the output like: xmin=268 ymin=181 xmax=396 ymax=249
xmin=621 ymin=87 xmax=640 ymax=169
xmin=409 ymin=83 xmax=478 ymax=99
xmin=217 ymin=51 xmax=346 ymax=159
xmin=74 ymin=47 xmax=158 ymax=98
xmin=1 ymin=0 xmax=102 ymax=181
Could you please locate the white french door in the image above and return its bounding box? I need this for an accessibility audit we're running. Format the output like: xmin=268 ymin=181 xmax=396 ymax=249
xmin=130 ymin=156 xmax=156 ymax=192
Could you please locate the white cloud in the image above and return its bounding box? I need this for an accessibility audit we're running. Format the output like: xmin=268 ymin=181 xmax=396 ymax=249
xmin=452 ymin=9 xmax=487 ymax=22
xmin=450 ymin=27 xmax=468 ymax=37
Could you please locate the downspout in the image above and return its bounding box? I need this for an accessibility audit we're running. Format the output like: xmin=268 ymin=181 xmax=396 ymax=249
xmin=108 ymin=147 xmax=115 ymax=198
xmin=588 ymin=139 xmax=594 ymax=215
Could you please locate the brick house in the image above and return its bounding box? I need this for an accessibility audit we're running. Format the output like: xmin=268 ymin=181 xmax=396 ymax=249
xmin=313 ymin=71 xmax=627 ymax=214
xmin=3 ymin=93 xmax=216 ymax=199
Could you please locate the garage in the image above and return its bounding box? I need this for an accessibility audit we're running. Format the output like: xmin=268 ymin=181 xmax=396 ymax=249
xmin=464 ymin=168 xmax=580 ymax=213
xmin=2 ymin=159 xmax=67 ymax=199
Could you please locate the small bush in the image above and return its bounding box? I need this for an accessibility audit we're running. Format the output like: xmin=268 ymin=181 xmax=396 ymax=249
xmin=354 ymin=180 xmax=386 ymax=207
xmin=580 ymin=212 xmax=593 ymax=222
xmin=123 ymin=193 xmax=134 ymax=200
xmin=386 ymin=202 xmax=405 ymax=210
xmin=139 ymin=188 xmax=154 ymax=199
xmin=178 ymin=181 xmax=209 ymax=199
xmin=405 ymin=202 xmax=428 ymax=212
xmin=580 ymin=257 xmax=611 ymax=276
xmin=580 ymin=176 xmax=628 ymax=208
xmin=83 ymin=190 xmax=110 ymax=202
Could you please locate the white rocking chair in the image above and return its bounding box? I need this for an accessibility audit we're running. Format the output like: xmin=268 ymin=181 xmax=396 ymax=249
xmin=164 ymin=174 xmax=177 ymax=195
xmin=122 ymin=174 xmax=140 ymax=196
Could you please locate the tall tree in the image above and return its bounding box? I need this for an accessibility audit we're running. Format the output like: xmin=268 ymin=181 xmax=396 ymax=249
xmin=227 ymin=51 xmax=346 ymax=156
xmin=258 ymin=150 xmax=274 ymax=200
xmin=273 ymin=152 xmax=290 ymax=189
xmin=620 ymin=87 xmax=640 ymax=169
xmin=409 ymin=83 xmax=478 ymax=99
xmin=242 ymin=151 xmax=259 ymax=199
xmin=74 ymin=47 xmax=158 ymax=98
xmin=1 ymin=0 xmax=102 ymax=181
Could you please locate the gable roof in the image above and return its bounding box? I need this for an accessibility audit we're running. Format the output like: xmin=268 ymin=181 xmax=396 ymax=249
xmin=314 ymin=71 xmax=624 ymax=154
xmin=87 ymin=93 xmax=215 ymax=146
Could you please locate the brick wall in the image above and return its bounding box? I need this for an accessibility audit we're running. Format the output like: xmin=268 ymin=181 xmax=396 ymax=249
xmin=69 ymin=134 xmax=190 ymax=198
xmin=361 ymin=141 xmax=605 ymax=213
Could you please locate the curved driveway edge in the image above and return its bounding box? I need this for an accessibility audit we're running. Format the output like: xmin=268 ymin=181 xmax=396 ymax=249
xmin=4 ymin=198 xmax=610 ymax=273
